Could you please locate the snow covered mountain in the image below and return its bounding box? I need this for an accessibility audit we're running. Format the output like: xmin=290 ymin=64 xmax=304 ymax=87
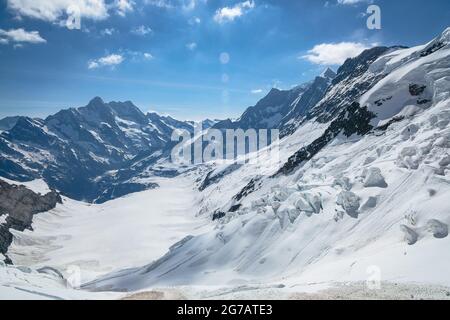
xmin=0 ymin=97 xmax=196 ymax=202
xmin=82 ymin=27 xmax=450 ymax=292
xmin=213 ymin=68 xmax=336 ymax=132
xmin=1 ymin=27 xmax=450 ymax=299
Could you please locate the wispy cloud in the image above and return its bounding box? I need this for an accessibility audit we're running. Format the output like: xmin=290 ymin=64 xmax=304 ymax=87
xmin=88 ymin=53 xmax=124 ymax=69
xmin=100 ymin=28 xmax=116 ymax=36
xmin=213 ymin=0 xmax=255 ymax=24
xmin=337 ymin=0 xmax=373 ymax=5
xmin=188 ymin=16 xmax=201 ymax=25
xmin=301 ymin=42 xmax=371 ymax=65
xmin=143 ymin=52 xmax=154 ymax=60
xmin=186 ymin=42 xmax=197 ymax=50
xmin=116 ymin=0 xmax=134 ymax=16
xmin=0 ymin=28 xmax=46 ymax=45
xmin=131 ymin=25 xmax=153 ymax=36
xmin=251 ymin=89 xmax=263 ymax=94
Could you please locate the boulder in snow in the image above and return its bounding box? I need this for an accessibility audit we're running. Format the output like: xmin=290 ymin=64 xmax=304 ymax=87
xmin=439 ymin=155 xmax=450 ymax=168
xmin=337 ymin=191 xmax=360 ymax=218
xmin=361 ymin=196 xmax=378 ymax=211
xmin=400 ymin=225 xmax=418 ymax=245
xmin=332 ymin=177 xmax=352 ymax=191
xmin=426 ymin=219 xmax=448 ymax=239
xmin=362 ymin=167 xmax=388 ymax=188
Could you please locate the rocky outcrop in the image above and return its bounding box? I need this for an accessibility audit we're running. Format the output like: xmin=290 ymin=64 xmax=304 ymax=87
xmin=0 ymin=180 xmax=62 ymax=262
xmin=276 ymin=102 xmax=375 ymax=176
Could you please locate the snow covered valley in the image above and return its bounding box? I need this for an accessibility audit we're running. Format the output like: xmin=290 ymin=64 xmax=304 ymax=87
xmin=1 ymin=28 xmax=450 ymax=300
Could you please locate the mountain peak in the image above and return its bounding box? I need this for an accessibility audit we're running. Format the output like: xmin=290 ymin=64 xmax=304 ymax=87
xmin=320 ymin=67 xmax=336 ymax=79
xmin=87 ymin=96 xmax=105 ymax=107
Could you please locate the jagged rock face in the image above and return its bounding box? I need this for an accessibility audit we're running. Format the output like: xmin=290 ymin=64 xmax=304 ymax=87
xmin=277 ymin=102 xmax=375 ymax=176
xmin=281 ymin=71 xmax=336 ymax=136
xmin=214 ymin=69 xmax=336 ymax=132
xmin=214 ymin=86 xmax=310 ymax=130
xmin=0 ymin=180 xmax=62 ymax=259
xmin=307 ymin=47 xmax=391 ymax=123
xmin=0 ymin=98 xmax=194 ymax=202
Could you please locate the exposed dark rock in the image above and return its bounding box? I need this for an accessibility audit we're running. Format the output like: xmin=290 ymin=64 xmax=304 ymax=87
xmin=376 ymin=116 xmax=405 ymax=131
xmin=420 ymin=41 xmax=445 ymax=57
xmin=307 ymin=47 xmax=390 ymax=123
xmin=212 ymin=211 xmax=226 ymax=221
xmin=233 ymin=177 xmax=262 ymax=202
xmin=409 ymin=84 xmax=427 ymax=96
xmin=277 ymin=102 xmax=376 ymax=176
xmin=0 ymin=180 xmax=62 ymax=262
xmin=228 ymin=204 xmax=242 ymax=212
xmin=417 ymin=99 xmax=431 ymax=105
xmin=374 ymin=96 xmax=393 ymax=107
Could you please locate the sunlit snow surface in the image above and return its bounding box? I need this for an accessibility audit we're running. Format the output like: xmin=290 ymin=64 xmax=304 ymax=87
xmin=84 ymin=30 xmax=450 ymax=293
xmin=1 ymin=29 xmax=450 ymax=299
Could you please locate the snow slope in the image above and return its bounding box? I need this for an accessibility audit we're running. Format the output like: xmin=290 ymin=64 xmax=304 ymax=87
xmin=83 ymin=29 xmax=450 ymax=293
xmin=1 ymin=28 xmax=450 ymax=299
xmin=6 ymin=176 xmax=210 ymax=285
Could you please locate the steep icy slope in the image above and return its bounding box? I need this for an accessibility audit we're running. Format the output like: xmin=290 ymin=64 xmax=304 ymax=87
xmin=84 ymin=28 xmax=450 ymax=292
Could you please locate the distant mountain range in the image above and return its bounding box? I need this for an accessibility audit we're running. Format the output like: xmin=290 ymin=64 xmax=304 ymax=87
xmin=1 ymin=28 xmax=449 ymax=204
xmin=0 ymin=97 xmax=198 ymax=202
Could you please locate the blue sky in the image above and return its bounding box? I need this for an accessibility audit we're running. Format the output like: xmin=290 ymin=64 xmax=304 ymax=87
xmin=0 ymin=0 xmax=449 ymax=120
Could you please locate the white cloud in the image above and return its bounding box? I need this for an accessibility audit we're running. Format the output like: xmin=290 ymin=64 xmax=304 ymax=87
xmin=143 ymin=0 xmax=174 ymax=9
xmin=337 ymin=0 xmax=372 ymax=4
xmin=131 ymin=25 xmax=153 ymax=36
xmin=0 ymin=28 xmax=46 ymax=44
xmin=88 ymin=53 xmax=124 ymax=69
xmin=115 ymin=0 xmax=134 ymax=16
xmin=186 ymin=42 xmax=197 ymax=50
xmin=7 ymin=0 xmax=109 ymax=23
xmin=143 ymin=0 xmax=205 ymax=10
xmin=188 ymin=16 xmax=201 ymax=25
xmin=100 ymin=27 xmax=115 ymax=36
xmin=301 ymin=42 xmax=370 ymax=65
xmin=251 ymin=89 xmax=263 ymax=94
xmin=143 ymin=52 xmax=154 ymax=60
xmin=213 ymin=0 xmax=255 ymax=24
